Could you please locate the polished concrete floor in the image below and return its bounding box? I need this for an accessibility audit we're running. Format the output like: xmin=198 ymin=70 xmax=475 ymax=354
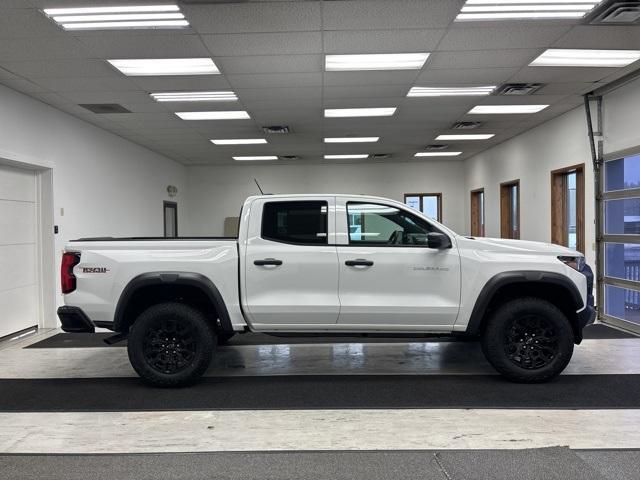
xmin=0 ymin=327 xmax=638 ymax=455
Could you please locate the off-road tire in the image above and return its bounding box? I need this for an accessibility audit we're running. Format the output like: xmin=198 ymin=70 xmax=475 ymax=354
xmin=127 ymin=302 xmax=216 ymax=387
xmin=481 ymin=297 xmax=574 ymax=383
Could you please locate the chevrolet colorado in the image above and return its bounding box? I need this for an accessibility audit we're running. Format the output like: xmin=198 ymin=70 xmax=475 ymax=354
xmin=58 ymin=194 xmax=595 ymax=386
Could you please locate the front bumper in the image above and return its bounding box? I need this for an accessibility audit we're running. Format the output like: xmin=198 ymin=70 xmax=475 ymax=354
xmin=57 ymin=306 xmax=95 ymax=333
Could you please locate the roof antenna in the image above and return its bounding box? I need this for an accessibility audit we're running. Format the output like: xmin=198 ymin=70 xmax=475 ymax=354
xmin=254 ymin=178 xmax=265 ymax=195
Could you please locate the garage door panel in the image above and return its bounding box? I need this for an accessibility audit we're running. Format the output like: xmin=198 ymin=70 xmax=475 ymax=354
xmin=0 ymin=243 xmax=37 ymax=293
xmin=0 ymin=286 xmax=38 ymax=338
xmin=0 ymin=200 xmax=36 ymax=245
xmin=0 ymin=164 xmax=36 ymax=202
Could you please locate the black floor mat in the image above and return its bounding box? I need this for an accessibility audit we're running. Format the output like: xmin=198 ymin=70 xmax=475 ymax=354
xmin=1 ymin=374 xmax=639 ymax=412
xmin=24 ymin=323 xmax=637 ymax=349
xmin=1 ymin=448 xmax=632 ymax=480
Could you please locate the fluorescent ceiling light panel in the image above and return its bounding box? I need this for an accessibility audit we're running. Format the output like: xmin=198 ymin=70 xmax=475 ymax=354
xmin=325 ymin=53 xmax=429 ymax=71
xmin=324 ymin=154 xmax=369 ymax=159
xmin=530 ymin=49 xmax=640 ymax=67
xmin=43 ymin=4 xmax=188 ymax=30
xmin=436 ymin=134 xmax=495 ymax=140
xmin=324 ymin=137 xmax=379 ymax=143
xmin=109 ymin=58 xmax=219 ymax=76
xmin=233 ymin=156 xmax=278 ymax=161
xmin=211 ymin=139 xmax=267 ymax=145
xmin=415 ymin=152 xmax=462 ymax=157
xmin=176 ymin=111 xmax=250 ymax=120
xmin=151 ymin=91 xmax=237 ymax=102
xmin=408 ymin=86 xmax=495 ymax=97
xmin=468 ymin=105 xmax=548 ymax=114
xmin=324 ymin=108 xmax=396 ymax=118
xmin=456 ymin=1 xmax=601 ymax=21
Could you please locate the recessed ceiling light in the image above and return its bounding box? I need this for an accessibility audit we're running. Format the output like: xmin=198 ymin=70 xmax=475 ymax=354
xmin=176 ymin=111 xmax=250 ymax=120
xmin=108 ymin=58 xmax=219 ymax=76
xmin=151 ymin=91 xmax=237 ymax=102
xmin=408 ymin=86 xmax=496 ymax=97
xmin=325 ymin=53 xmax=429 ymax=71
xmin=324 ymin=154 xmax=369 ymax=159
xmin=436 ymin=134 xmax=495 ymax=140
xmin=530 ymin=49 xmax=640 ymax=67
xmin=414 ymin=152 xmax=463 ymax=157
xmin=468 ymin=105 xmax=549 ymax=114
xmin=455 ymin=1 xmax=601 ymax=21
xmin=211 ymin=139 xmax=267 ymax=145
xmin=43 ymin=5 xmax=189 ymax=30
xmin=233 ymin=156 xmax=278 ymax=161
xmin=324 ymin=108 xmax=396 ymax=118
xmin=324 ymin=137 xmax=380 ymax=143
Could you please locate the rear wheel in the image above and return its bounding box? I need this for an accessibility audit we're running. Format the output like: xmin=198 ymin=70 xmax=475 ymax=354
xmin=127 ymin=302 xmax=216 ymax=387
xmin=481 ymin=297 xmax=574 ymax=383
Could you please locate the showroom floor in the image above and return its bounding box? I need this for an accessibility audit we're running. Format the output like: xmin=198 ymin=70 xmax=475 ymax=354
xmin=0 ymin=325 xmax=639 ymax=479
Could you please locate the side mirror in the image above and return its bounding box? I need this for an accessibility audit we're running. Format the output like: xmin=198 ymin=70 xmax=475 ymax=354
xmin=427 ymin=232 xmax=452 ymax=249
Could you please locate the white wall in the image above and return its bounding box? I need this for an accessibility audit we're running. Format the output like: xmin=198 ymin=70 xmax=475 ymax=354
xmin=464 ymin=107 xmax=596 ymax=267
xmin=185 ymin=160 xmax=467 ymax=236
xmin=0 ymin=84 xmax=186 ymax=313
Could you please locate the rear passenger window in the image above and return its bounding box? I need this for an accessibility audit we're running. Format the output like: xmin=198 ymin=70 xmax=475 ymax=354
xmin=262 ymin=201 xmax=328 ymax=245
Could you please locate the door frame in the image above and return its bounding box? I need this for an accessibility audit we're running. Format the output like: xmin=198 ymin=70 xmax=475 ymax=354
xmin=470 ymin=188 xmax=485 ymax=237
xmin=0 ymin=149 xmax=56 ymax=331
xmin=550 ymin=163 xmax=585 ymax=253
xmin=163 ymin=200 xmax=178 ymax=238
xmin=500 ymin=180 xmax=520 ymax=239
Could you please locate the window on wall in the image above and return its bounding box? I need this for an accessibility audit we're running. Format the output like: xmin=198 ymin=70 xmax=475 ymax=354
xmin=404 ymin=193 xmax=442 ymax=222
xmin=262 ymin=201 xmax=328 ymax=245
xmin=470 ymin=188 xmax=485 ymax=237
xmin=500 ymin=180 xmax=519 ymax=239
xmin=347 ymin=202 xmax=436 ymax=246
xmin=602 ymin=153 xmax=640 ymax=329
xmin=551 ymin=164 xmax=585 ymax=252
xmin=163 ymin=201 xmax=178 ymax=238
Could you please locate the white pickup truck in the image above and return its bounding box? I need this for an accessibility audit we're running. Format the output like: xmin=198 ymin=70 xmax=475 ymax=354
xmin=58 ymin=194 xmax=595 ymax=386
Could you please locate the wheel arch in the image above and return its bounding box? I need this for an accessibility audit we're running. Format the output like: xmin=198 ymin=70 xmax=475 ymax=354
xmin=465 ymin=271 xmax=585 ymax=343
xmin=113 ymin=272 xmax=233 ymax=334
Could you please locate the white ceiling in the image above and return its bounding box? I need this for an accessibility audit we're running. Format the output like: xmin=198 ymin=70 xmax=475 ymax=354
xmin=1 ymin=0 xmax=640 ymax=165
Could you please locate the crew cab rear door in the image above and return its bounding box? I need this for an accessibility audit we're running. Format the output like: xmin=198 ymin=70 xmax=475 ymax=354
xmin=242 ymin=196 xmax=340 ymax=328
xmin=335 ymin=197 xmax=461 ymax=329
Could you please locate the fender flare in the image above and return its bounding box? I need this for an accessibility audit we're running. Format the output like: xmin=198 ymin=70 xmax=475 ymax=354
xmin=465 ymin=270 xmax=584 ymax=336
xmin=113 ymin=272 xmax=233 ymax=333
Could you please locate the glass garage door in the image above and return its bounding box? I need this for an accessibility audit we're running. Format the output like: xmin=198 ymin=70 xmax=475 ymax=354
xmin=601 ymin=153 xmax=640 ymax=333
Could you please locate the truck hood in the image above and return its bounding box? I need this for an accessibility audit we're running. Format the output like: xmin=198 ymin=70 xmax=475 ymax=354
xmin=461 ymin=236 xmax=581 ymax=256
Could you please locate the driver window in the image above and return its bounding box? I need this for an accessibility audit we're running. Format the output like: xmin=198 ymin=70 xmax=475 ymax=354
xmin=347 ymin=202 xmax=434 ymax=246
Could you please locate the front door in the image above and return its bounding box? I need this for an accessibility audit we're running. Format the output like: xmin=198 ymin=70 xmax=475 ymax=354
xmin=336 ymin=200 xmax=461 ymax=329
xmin=244 ymin=197 xmax=340 ymax=328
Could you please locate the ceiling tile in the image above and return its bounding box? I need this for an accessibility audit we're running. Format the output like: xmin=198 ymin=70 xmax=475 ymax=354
xmin=415 ymin=67 xmax=519 ymax=85
xmin=0 ymin=8 xmax=64 ymax=38
xmin=30 ymin=76 xmax=139 ymax=92
xmin=324 ymin=70 xmax=420 ymax=87
xmin=216 ymin=55 xmax=322 ymax=75
xmin=0 ymin=36 xmax=90 ymax=61
xmin=184 ymin=2 xmax=321 ymax=34
xmin=75 ymin=34 xmax=210 ymax=59
xmin=511 ymin=67 xmax=619 ymax=84
xmin=201 ymin=32 xmax=323 ymax=56
xmin=128 ymin=75 xmax=232 ymax=91
xmin=323 ymin=29 xmax=446 ymax=54
xmin=0 ymin=59 xmax=116 ymax=78
xmin=323 ymin=0 xmax=465 ymax=30
xmin=227 ymin=72 xmax=322 ymax=89
xmin=553 ymin=26 xmax=640 ymax=50
xmin=429 ymin=49 xmax=540 ymax=70
xmin=438 ymin=26 xmax=571 ymax=51
xmin=324 ymin=85 xmax=410 ymax=99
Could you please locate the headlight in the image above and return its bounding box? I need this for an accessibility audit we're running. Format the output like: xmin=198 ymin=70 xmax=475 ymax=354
xmin=558 ymin=255 xmax=585 ymax=272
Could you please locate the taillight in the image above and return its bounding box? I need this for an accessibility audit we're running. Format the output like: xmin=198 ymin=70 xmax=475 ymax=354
xmin=61 ymin=252 xmax=80 ymax=294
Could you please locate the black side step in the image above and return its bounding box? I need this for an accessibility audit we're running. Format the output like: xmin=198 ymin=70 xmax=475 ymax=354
xmin=103 ymin=333 xmax=128 ymax=345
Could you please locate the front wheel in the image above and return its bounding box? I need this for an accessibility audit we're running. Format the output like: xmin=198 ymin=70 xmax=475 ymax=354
xmin=481 ymin=297 xmax=574 ymax=383
xmin=127 ymin=302 xmax=216 ymax=387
